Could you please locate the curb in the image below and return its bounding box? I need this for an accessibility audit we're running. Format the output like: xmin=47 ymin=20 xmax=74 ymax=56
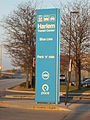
xmin=0 ymin=102 xmax=71 ymax=111
xmin=6 ymin=89 xmax=90 ymax=96
xmin=5 ymin=95 xmax=35 ymax=99
xmin=4 ymin=95 xmax=90 ymax=101
xmin=62 ymin=92 xmax=90 ymax=95
xmin=6 ymin=89 xmax=35 ymax=94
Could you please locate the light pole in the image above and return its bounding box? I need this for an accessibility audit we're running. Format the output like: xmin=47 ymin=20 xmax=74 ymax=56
xmin=65 ymin=11 xmax=79 ymax=106
xmin=0 ymin=44 xmax=2 ymax=79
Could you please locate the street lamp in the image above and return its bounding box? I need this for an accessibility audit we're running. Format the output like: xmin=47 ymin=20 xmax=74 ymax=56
xmin=70 ymin=12 xmax=81 ymax=90
xmin=69 ymin=11 xmax=79 ymax=60
xmin=0 ymin=44 xmax=2 ymax=79
xmin=65 ymin=11 xmax=79 ymax=106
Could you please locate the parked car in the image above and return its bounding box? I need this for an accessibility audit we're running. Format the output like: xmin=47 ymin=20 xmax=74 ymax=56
xmin=81 ymin=78 xmax=90 ymax=87
xmin=60 ymin=75 xmax=66 ymax=82
xmin=71 ymin=81 xmax=76 ymax=86
xmin=60 ymin=75 xmax=67 ymax=85
xmin=83 ymin=78 xmax=88 ymax=81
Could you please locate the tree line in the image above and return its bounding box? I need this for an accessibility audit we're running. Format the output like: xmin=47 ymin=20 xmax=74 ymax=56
xmin=1 ymin=0 xmax=90 ymax=89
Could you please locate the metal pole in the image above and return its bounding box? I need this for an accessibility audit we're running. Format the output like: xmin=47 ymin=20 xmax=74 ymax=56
xmin=65 ymin=12 xmax=71 ymax=106
xmin=65 ymin=11 xmax=79 ymax=106
xmin=78 ymin=58 xmax=81 ymax=90
xmin=0 ymin=44 xmax=2 ymax=79
xmin=78 ymin=13 xmax=81 ymax=90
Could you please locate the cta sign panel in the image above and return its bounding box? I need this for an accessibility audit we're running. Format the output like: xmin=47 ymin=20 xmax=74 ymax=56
xmin=35 ymin=9 xmax=60 ymax=104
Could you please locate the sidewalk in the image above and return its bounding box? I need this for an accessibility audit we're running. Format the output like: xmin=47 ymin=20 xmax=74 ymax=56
xmin=0 ymin=97 xmax=89 ymax=112
xmin=1 ymin=94 xmax=90 ymax=111
xmin=0 ymin=88 xmax=89 ymax=111
xmin=6 ymin=88 xmax=90 ymax=95
xmin=0 ymin=99 xmax=71 ymax=111
xmin=5 ymin=88 xmax=90 ymax=102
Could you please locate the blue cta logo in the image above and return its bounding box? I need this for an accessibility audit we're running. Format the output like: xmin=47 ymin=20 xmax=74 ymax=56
xmin=42 ymin=71 xmax=49 ymax=80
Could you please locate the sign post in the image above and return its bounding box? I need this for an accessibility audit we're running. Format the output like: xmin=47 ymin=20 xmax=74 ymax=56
xmin=35 ymin=9 xmax=60 ymax=104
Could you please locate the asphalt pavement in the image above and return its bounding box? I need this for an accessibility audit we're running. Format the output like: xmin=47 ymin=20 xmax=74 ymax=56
xmin=0 ymin=78 xmax=25 ymax=91
xmin=0 ymin=78 xmax=26 ymax=98
xmin=0 ymin=105 xmax=90 ymax=120
xmin=0 ymin=108 xmax=70 ymax=120
xmin=0 ymin=78 xmax=90 ymax=113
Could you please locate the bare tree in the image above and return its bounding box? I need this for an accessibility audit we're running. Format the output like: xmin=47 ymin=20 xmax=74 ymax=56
xmin=60 ymin=54 xmax=69 ymax=75
xmin=60 ymin=0 xmax=90 ymax=88
xmin=3 ymin=2 xmax=36 ymax=88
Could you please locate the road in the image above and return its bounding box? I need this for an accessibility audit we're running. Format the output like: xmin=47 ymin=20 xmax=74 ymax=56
xmin=0 ymin=78 xmax=90 ymax=120
xmin=0 ymin=108 xmax=68 ymax=120
xmin=0 ymin=107 xmax=90 ymax=120
xmin=0 ymin=78 xmax=25 ymax=91
xmin=0 ymin=78 xmax=26 ymax=98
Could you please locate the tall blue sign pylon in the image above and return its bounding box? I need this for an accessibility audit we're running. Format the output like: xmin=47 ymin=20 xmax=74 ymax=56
xmin=35 ymin=9 xmax=60 ymax=104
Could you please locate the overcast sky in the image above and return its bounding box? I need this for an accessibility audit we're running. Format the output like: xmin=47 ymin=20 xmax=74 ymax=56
xmin=0 ymin=0 xmax=74 ymax=70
